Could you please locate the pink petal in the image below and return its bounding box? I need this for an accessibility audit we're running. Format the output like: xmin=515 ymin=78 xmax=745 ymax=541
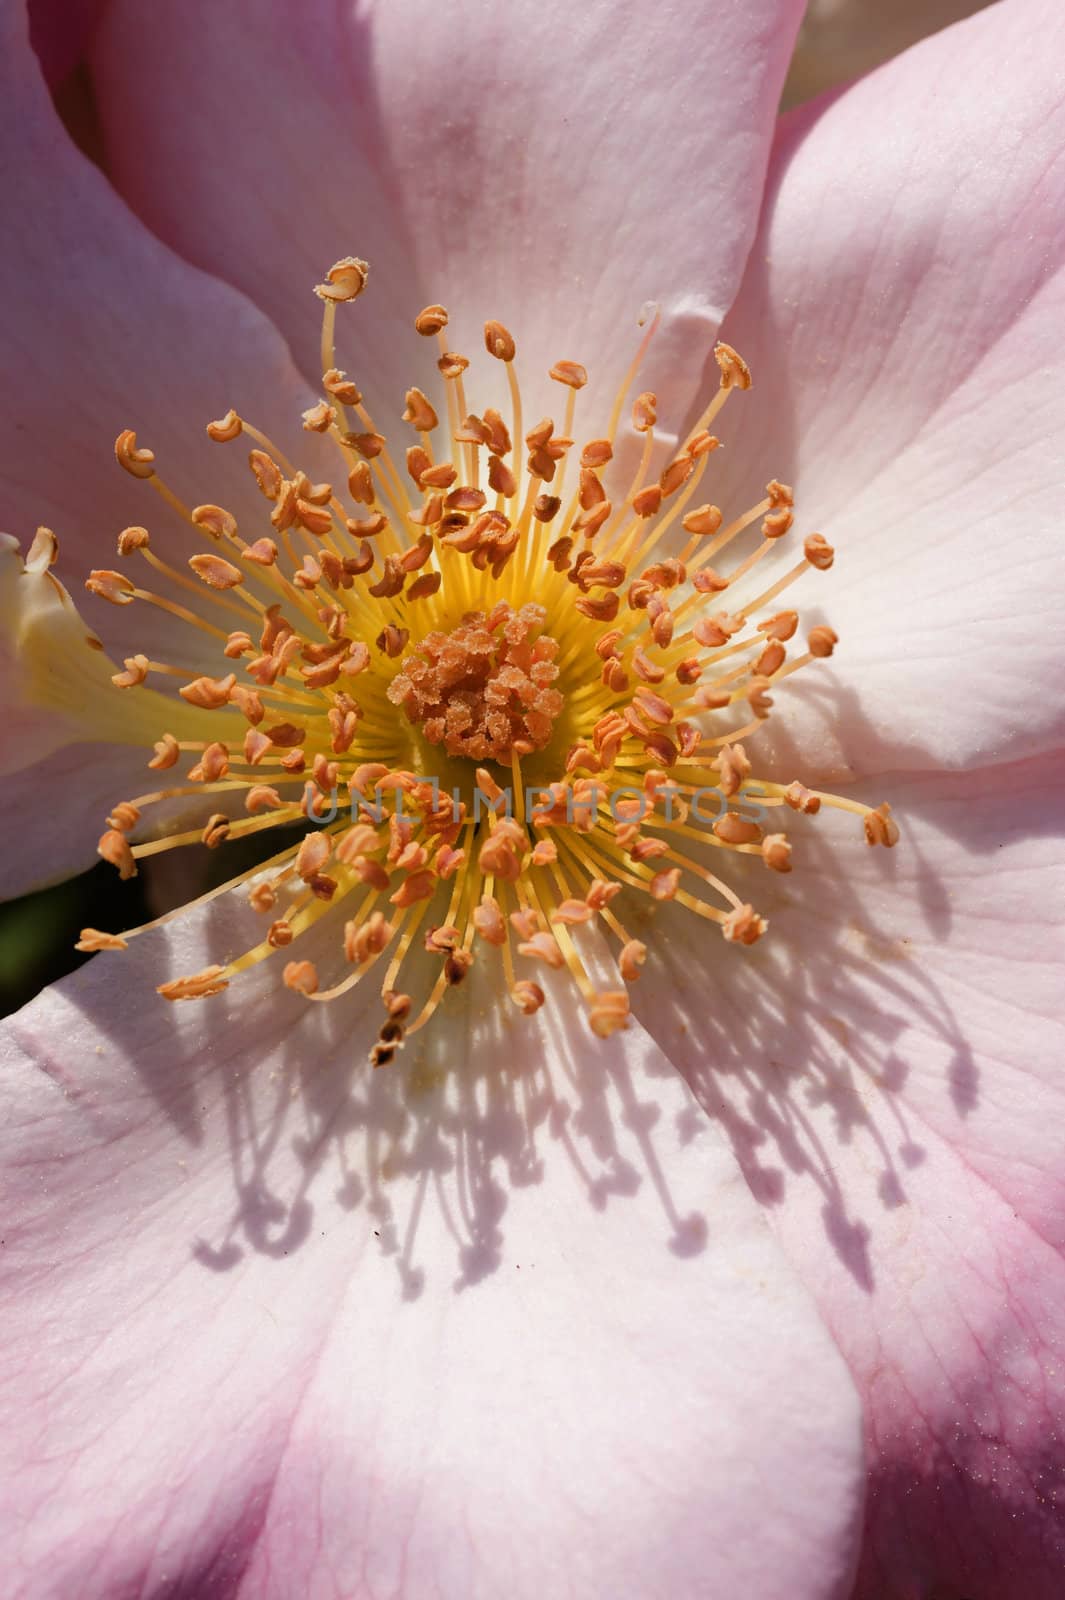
xmin=0 ymin=4 xmax=323 ymax=667
xmin=633 ymin=752 xmax=1065 ymax=1595
xmin=1 ymin=894 xmax=864 ymax=1598
xmin=712 ymin=0 xmax=1065 ymax=780
xmin=91 ymin=0 xmax=803 ymax=447
xmin=0 ymin=742 xmax=156 ymax=900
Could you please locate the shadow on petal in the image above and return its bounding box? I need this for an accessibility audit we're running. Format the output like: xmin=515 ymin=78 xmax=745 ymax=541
xmin=51 ymin=882 xmax=712 ymax=1295
xmin=631 ymin=732 xmax=1065 ymax=1296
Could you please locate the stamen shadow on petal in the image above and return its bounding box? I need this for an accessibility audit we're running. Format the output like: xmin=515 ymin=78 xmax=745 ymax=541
xmin=633 ymin=720 xmax=1063 ymax=1294
xmin=58 ymin=874 xmax=710 ymax=1292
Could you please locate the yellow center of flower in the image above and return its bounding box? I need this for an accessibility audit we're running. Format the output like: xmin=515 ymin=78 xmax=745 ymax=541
xmin=78 ymin=254 xmax=898 ymax=1061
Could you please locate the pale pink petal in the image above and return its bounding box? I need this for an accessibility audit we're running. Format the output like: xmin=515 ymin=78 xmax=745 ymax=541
xmin=0 ymin=3 xmax=324 ymax=667
xmin=1 ymin=894 xmax=864 ymax=1598
xmin=712 ymin=0 xmax=1065 ymax=780
xmin=0 ymin=742 xmax=156 ymax=900
xmin=0 ymin=6 xmax=333 ymax=893
xmin=633 ymin=752 xmax=1065 ymax=1596
xmin=91 ymin=0 xmax=804 ymax=448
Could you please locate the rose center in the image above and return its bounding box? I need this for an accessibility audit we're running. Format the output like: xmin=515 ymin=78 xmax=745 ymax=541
xmin=387 ymin=600 xmax=564 ymax=764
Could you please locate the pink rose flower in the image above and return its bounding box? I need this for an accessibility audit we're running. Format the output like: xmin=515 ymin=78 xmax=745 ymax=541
xmin=2 ymin=2 xmax=1063 ymax=1595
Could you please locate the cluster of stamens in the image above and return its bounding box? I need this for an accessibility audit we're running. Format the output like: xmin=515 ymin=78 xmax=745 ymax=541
xmin=75 ymin=254 xmax=897 ymax=1063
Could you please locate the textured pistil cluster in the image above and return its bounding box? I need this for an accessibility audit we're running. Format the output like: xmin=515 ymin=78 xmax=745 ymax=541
xmin=388 ymin=602 xmax=563 ymax=762
xmin=78 ymin=255 xmax=897 ymax=1062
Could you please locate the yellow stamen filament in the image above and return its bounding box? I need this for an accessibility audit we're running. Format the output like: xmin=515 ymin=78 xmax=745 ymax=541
xmin=82 ymin=258 xmax=893 ymax=1055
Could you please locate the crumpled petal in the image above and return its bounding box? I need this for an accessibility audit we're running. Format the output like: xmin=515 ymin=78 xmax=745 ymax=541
xmin=0 ymin=530 xmax=227 ymax=899
xmin=0 ymin=530 xmax=128 ymax=772
xmin=632 ymin=751 xmax=1065 ymax=1597
xmin=0 ymin=891 xmax=864 ymax=1599
xmin=91 ymin=0 xmax=804 ymax=449
xmin=0 ymin=2 xmax=324 ymax=668
xmin=0 ymin=531 xmax=206 ymax=773
xmin=713 ymin=0 xmax=1065 ymax=781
